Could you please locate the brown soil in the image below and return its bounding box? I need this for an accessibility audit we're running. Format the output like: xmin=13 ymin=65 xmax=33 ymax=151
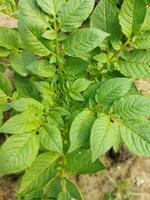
xmin=78 ymin=153 xmax=150 ymax=200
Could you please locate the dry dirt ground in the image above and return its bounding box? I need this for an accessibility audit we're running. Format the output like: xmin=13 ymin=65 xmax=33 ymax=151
xmin=0 ymin=13 xmax=150 ymax=200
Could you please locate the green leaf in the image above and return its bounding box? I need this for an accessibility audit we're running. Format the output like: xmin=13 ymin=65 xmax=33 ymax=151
xmin=0 ymin=89 xmax=8 ymax=108
xmin=97 ymin=78 xmax=133 ymax=103
xmin=66 ymin=179 xmax=84 ymax=200
xmin=0 ymin=27 xmax=18 ymax=50
xmin=48 ymin=112 xmax=64 ymax=128
xmin=19 ymin=0 xmax=48 ymax=30
xmin=36 ymin=0 xmax=55 ymax=15
xmin=58 ymin=191 xmax=71 ymax=200
xmin=0 ymin=73 xmax=12 ymax=95
xmin=45 ymin=177 xmax=61 ymax=199
xmin=141 ymin=8 xmax=150 ymax=31
xmin=53 ymin=107 xmax=70 ymax=116
xmin=46 ymin=178 xmax=83 ymax=199
xmin=15 ymin=76 xmax=40 ymax=99
xmin=0 ymin=112 xmax=3 ymax=126
xmin=64 ymin=57 xmax=88 ymax=76
xmin=132 ymin=31 xmax=150 ymax=49
xmin=70 ymin=92 xmax=84 ymax=102
xmin=93 ymin=53 xmax=108 ymax=63
xmin=119 ymin=0 xmax=146 ymax=37
xmin=42 ymin=30 xmax=57 ymax=40
xmin=65 ymin=149 xmax=105 ymax=174
xmin=64 ymin=28 xmax=109 ymax=57
xmin=19 ymin=152 xmax=59 ymax=195
xmin=10 ymin=98 xmax=44 ymax=112
xmin=113 ymin=95 xmax=150 ymax=119
xmin=71 ymin=78 xmax=92 ymax=93
xmin=90 ymin=0 xmax=121 ymax=41
xmin=90 ymin=114 xmax=119 ymax=162
xmin=112 ymin=126 xmax=122 ymax=153
xmin=19 ymin=20 xmax=50 ymax=56
xmin=59 ymin=0 xmax=95 ymax=32
xmin=83 ymin=82 xmax=102 ymax=101
xmin=121 ymin=120 xmax=150 ymax=156
xmin=37 ymin=0 xmax=66 ymax=15
xmin=115 ymin=50 xmax=150 ymax=78
xmin=40 ymin=124 xmax=63 ymax=153
xmin=19 ymin=0 xmax=50 ymax=56
xmin=21 ymin=189 xmax=43 ymax=200
xmin=0 ymin=112 xmax=42 ymax=134
xmin=10 ymin=50 xmax=35 ymax=76
xmin=69 ymin=109 xmax=95 ymax=152
xmin=0 ymin=47 xmax=10 ymax=57
xmin=0 ymin=134 xmax=39 ymax=176
xmin=27 ymin=60 xmax=55 ymax=77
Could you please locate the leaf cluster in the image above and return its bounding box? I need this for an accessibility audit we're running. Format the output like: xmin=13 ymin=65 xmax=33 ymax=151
xmin=0 ymin=0 xmax=150 ymax=199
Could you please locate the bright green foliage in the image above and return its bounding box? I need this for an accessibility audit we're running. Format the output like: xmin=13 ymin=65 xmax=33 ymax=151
xmin=0 ymin=0 xmax=150 ymax=199
xmin=115 ymin=50 xmax=150 ymax=78
xmin=19 ymin=152 xmax=59 ymax=195
xmin=69 ymin=109 xmax=95 ymax=152
xmin=0 ymin=27 xmax=18 ymax=49
xmin=64 ymin=28 xmax=109 ymax=57
xmin=59 ymin=0 xmax=95 ymax=32
xmin=10 ymin=98 xmax=44 ymax=112
xmin=27 ymin=60 xmax=56 ymax=77
xmin=0 ymin=134 xmax=39 ymax=176
xmin=65 ymin=150 xmax=105 ymax=174
xmin=0 ymin=112 xmax=42 ymax=134
xmin=10 ymin=50 xmax=35 ymax=76
xmin=91 ymin=0 xmax=121 ymax=41
xmin=119 ymin=0 xmax=146 ymax=37
xmin=37 ymin=0 xmax=66 ymax=16
xmin=0 ymin=73 xmax=12 ymax=95
xmin=96 ymin=78 xmax=133 ymax=103
xmin=90 ymin=114 xmax=119 ymax=162
xmin=113 ymin=95 xmax=150 ymax=119
xmin=58 ymin=191 xmax=71 ymax=200
xmin=40 ymin=124 xmax=63 ymax=153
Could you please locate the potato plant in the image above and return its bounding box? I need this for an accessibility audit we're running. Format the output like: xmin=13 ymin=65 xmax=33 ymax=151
xmin=0 ymin=0 xmax=150 ymax=199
